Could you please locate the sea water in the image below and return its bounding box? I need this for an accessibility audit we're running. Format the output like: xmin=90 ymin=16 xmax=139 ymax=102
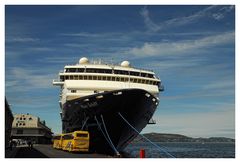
xmin=124 ymin=142 xmax=235 ymax=158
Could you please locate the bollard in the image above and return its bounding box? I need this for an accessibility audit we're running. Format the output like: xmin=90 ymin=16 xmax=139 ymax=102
xmin=140 ymin=149 xmax=145 ymax=158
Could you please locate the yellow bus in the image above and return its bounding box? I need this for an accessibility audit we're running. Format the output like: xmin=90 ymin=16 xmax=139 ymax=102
xmin=52 ymin=134 xmax=64 ymax=149
xmin=61 ymin=130 xmax=90 ymax=152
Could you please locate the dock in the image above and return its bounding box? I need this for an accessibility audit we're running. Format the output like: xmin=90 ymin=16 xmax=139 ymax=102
xmin=6 ymin=144 xmax=115 ymax=158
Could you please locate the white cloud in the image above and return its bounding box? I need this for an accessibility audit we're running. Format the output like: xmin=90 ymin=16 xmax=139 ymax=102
xmin=127 ymin=31 xmax=234 ymax=57
xmin=29 ymin=47 xmax=55 ymax=52
xmin=202 ymin=80 xmax=234 ymax=90
xmin=6 ymin=67 xmax=55 ymax=91
xmin=212 ymin=13 xmax=224 ymax=20
xmin=140 ymin=6 xmax=160 ymax=32
xmin=60 ymin=32 xmax=101 ymax=37
xmin=141 ymin=5 xmax=234 ymax=32
xmin=6 ymin=37 xmax=39 ymax=43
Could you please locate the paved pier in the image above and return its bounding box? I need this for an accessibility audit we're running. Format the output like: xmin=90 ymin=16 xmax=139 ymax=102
xmin=7 ymin=144 xmax=114 ymax=158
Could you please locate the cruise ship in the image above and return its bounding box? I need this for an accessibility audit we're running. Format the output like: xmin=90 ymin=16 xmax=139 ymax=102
xmin=53 ymin=57 xmax=163 ymax=154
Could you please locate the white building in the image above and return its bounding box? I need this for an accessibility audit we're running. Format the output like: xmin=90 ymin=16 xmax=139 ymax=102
xmin=11 ymin=114 xmax=53 ymax=144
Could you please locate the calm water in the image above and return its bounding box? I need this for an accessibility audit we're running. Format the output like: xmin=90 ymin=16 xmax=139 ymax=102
xmin=124 ymin=142 xmax=235 ymax=158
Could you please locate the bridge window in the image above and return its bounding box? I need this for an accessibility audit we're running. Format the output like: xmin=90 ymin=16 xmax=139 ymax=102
xmin=130 ymin=71 xmax=140 ymax=76
xmin=114 ymin=70 xmax=129 ymax=75
xmin=60 ymin=76 xmax=64 ymax=81
xmin=77 ymin=68 xmax=84 ymax=72
xmin=86 ymin=68 xmax=112 ymax=74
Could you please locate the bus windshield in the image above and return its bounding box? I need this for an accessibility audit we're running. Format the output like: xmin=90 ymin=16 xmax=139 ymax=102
xmin=76 ymin=133 xmax=88 ymax=137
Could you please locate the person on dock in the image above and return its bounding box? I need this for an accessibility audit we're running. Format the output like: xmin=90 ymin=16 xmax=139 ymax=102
xmin=27 ymin=139 xmax=33 ymax=149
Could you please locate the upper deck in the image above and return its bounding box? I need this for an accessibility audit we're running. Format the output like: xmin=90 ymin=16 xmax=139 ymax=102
xmin=53 ymin=57 xmax=163 ymax=91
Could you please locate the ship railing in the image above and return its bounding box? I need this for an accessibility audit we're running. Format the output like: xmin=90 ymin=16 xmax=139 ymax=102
xmin=52 ymin=79 xmax=64 ymax=85
xmin=65 ymin=59 xmax=156 ymax=73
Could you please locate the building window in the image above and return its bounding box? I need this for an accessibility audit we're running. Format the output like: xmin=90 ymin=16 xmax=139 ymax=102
xmin=29 ymin=117 xmax=32 ymax=120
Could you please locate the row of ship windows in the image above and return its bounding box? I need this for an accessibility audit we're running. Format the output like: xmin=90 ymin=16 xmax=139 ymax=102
xmin=65 ymin=68 xmax=154 ymax=78
xmin=60 ymin=75 xmax=159 ymax=85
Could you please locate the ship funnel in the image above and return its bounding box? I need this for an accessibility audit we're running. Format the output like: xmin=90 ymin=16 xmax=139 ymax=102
xmin=121 ymin=61 xmax=130 ymax=67
xmin=79 ymin=57 xmax=89 ymax=64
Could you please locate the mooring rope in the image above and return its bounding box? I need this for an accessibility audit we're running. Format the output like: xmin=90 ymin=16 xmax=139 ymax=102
xmin=81 ymin=117 xmax=89 ymax=130
xmin=100 ymin=115 xmax=120 ymax=156
xmin=94 ymin=116 xmax=120 ymax=156
xmin=94 ymin=116 xmax=111 ymax=145
xmin=118 ymin=112 xmax=175 ymax=158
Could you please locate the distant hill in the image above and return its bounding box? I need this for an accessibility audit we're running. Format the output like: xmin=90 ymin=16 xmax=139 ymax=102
xmin=133 ymin=133 xmax=235 ymax=143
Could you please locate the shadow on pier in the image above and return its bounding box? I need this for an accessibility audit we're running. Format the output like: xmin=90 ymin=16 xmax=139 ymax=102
xmin=15 ymin=146 xmax=48 ymax=158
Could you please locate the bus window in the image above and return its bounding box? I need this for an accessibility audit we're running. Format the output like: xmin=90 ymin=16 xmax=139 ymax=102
xmin=76 ymin=133 xmax=88 ymax=137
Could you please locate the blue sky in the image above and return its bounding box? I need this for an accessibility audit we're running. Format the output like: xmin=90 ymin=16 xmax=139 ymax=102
xmin=5 ymin=5 xmax=235 ymax=138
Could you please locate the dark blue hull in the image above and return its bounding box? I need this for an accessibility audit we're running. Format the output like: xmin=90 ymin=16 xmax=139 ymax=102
xmin=62 ymin=89 xmax=158 ymax=154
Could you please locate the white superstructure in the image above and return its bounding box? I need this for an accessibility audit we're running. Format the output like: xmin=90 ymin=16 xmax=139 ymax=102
xmin=53 ymin=57 xmax=162 ymax=110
